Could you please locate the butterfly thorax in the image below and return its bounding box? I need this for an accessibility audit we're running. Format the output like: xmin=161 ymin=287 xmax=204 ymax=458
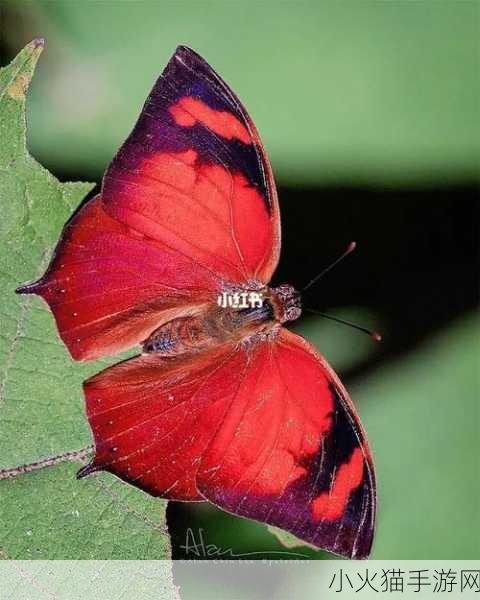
xmin=142 ymin=284 xmax=301 ymax=357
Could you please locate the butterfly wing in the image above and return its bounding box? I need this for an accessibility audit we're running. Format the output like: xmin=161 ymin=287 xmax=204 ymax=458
xmin=79 ymin=328 xmax=376 ymax=558
xmin=78 ymin=340 xmax=263 ymax=501
xmin=17 ymin=196 xmax=218 ymax=360
xmin=17 ymin=46 xmax=280 ymax=360
xmin=102 ymin=45 xmax=280 ymax=285
xmin=196 ymin=329 xmax=376 ymax=559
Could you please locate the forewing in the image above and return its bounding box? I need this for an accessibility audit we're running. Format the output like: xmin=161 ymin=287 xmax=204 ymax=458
xmin=197 ymin=329 xmax=377 ymax=559
xmin=18 ymin=46 xmax=280 ymax=360
xmin=101 ymin=45 xmax=280 ymax=283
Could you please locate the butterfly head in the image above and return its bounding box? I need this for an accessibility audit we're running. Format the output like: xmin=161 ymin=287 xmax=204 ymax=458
xmin=271 ymin=284 xmax=302 ymax=323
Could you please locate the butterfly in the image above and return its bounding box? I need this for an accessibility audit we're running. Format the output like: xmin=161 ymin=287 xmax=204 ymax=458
xmin=17 ymin=46 xmax=376 ymax=559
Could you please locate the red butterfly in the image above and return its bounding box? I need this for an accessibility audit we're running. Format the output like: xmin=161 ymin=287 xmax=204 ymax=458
xmin=18 ymin=46 xmax=376 ymax=559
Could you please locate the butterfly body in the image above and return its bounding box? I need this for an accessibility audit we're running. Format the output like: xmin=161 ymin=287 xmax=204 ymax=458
xmin=142 ymin=284 xmax=300 ymax=357
xmin=18 ymin=46 xmax=377 ymax=559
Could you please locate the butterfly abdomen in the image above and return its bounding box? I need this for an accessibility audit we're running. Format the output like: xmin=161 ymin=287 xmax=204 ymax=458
xmin=142 ymin=314 xmax=211 ymax=356
xmin=142 ymin=294 xmax=281 ymax=357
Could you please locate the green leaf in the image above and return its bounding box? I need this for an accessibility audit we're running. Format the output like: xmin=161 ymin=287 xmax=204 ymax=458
xmin=0 ymin=41 xmax=172 ymax=563
xmin=0 ymin=462 xmax=170 ymax=560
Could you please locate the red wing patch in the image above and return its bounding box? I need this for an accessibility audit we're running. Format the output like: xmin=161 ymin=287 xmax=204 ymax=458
xmin=78 ymin=341 xmax=258 ymax=500
xmin=169 ymin=97 xmax=252 ymax=144
xmin=102 ymin=148 xmax=275 ymax=283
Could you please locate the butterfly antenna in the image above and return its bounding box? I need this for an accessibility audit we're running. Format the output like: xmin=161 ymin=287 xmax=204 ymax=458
xmin=305 ymin=308 xmax=382 ymax=342
xmin=301 ymin=241 xmax=357 ymax=293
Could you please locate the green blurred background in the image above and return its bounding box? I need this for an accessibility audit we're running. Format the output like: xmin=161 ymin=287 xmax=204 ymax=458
xmin=1 ymin=0 xmax=478 ymax=566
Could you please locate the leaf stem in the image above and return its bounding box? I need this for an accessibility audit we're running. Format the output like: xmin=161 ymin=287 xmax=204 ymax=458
xmin=0 ymin=446 xmax=93 ymax=481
